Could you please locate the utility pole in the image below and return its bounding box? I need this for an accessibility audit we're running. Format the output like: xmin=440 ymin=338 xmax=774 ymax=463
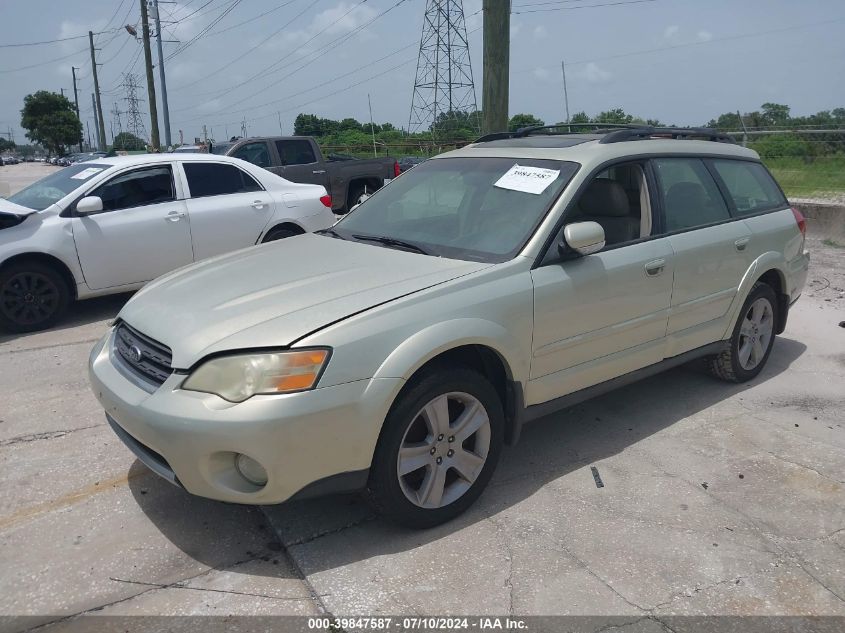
xmin=151 ymin=0 xmax=171 ymax=148
xmin=737 ymin=109 xmax=748 ymax=147
xmin=368 ymin=94 xmax=377 ymax=157
xmin=139 ymin=0 xmax=161 ymax=151
xmin=91 ymin=93 xmax=100 ymax=149
xmin=561 ymin=61 xmax=570 ymax=124
xmin=71 ymin=67 xmax=83 ymax=152
xmin=89 ymin=31 xmax=107 ymax=150
xmin=277 ymin=111 xmax=283 ymax=135
xmin=60 ymin=88 xmax=66 ymax=97
xmin=481 ymin=0 xmax=509 ymax=135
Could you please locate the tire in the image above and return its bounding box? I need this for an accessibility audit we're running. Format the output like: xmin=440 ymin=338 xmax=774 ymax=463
xmin=367 ymin=366 xmax=504 ymax=528
xmin=708 ymin=282 xmax=778 ymax=383
xmin=261 ymin=227 xmax=300 ymax=243
xmin=0 ymin=261 xmax=71 ymax=333
xmin=346 ymin=185 xmax=368 ymax=213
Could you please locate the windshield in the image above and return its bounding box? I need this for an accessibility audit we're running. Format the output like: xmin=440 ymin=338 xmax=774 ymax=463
xmin=332 ymin=157 xmax=578 ymax=262
xmin=7 ymin=163 xmax=111 ymax=211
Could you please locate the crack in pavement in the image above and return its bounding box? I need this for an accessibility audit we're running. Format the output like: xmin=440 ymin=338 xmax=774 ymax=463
xmin=0 ymin=424 xmax=103 ymax=447
xmin=282 ymin=513 xmax=377 ymax=547
xmin=487 ymin=515 xmax=516 ymax=616
xmin=0 ymin=337 xmax=101 ymax=355
xmin=107 ymin=574 xmax=320 ymax=601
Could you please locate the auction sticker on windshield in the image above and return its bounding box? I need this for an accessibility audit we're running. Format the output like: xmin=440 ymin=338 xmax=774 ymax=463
xmin=494 ymin=164 xmax=560 ymax=195
xmin=70 ymin=167 xmax=104 ymax=180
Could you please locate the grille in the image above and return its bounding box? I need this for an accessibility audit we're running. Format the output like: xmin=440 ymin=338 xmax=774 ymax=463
xmin=113 ymin=322 xmax=173 ymax=387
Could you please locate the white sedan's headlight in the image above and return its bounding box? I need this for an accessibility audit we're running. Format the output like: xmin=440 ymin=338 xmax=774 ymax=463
xmin=182 ymin=349 xmax=330 ymax=402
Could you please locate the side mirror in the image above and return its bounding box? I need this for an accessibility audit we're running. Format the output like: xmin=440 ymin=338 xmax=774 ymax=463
xmin=76 ymin=196 xmax=104 ymax=215
xmin=562 ymin=221 xmax=605 ymax=256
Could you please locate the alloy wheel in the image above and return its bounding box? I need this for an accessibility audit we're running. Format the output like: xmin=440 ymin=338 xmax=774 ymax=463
xmin=396 ymin=392 xmax=491 ymax=509
xmin=738 ymin=297 xmax=774 ymax=370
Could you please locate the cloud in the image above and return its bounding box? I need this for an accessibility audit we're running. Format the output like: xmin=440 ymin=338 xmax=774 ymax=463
xmin=697 ymin=30 xmax=713 ymax=42
xmin=532 ymin=67 xmax=551 ymax=82
xmin=275 ymin=1 xmax=379 ymax=50
xmin=576 ymin=62 xmax=612 ymax=83
xmin=663 ymin=24 xmax=679 ymax=40
xmin=533 ymin=25 xmax=547 ymax=40
xmin=510 ymin=21 xmax=522 ymax=38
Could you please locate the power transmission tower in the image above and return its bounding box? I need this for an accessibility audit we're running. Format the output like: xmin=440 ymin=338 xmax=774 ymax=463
xmin=408 ymin=0 xmax=479 ymax=137
xmin=111 ymin=102 xmax=124 ymax=141
xmin=123 ymin=73 xmax=147 ymax=144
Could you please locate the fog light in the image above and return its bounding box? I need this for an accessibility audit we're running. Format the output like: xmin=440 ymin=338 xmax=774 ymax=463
xmin=235 ymin=453 xmax=268 ymax=486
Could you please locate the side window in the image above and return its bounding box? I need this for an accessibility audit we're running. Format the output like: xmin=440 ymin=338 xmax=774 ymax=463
xmin=653 ymin=158 xmax=730 ymax=232
xmin=275 ymin=140 xmax=317 ymax=166
xmin=569 ymin=162 xmax=651 ymax=246
xmin=183 ymin=163 xmax=262 ymax=198
xmin=230 ymin=142 xmax=271 ymax=168
xmin=90 ymin=166 xmax=174 ymax=212
xmin=710 ymin=160 xmax=786 ymax=215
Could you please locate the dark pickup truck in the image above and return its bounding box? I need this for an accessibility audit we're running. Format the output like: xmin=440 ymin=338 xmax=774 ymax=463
xmin=226 ymin=136 xmax=399 ymax=213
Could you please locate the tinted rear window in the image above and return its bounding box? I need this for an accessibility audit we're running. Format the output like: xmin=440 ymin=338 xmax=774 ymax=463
xmin=710 ymin=160 xmax=787 ymax=215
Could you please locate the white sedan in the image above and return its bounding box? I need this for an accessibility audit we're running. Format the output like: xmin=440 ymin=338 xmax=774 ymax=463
xmin=0 ymin=153 xmax=336 ymax=332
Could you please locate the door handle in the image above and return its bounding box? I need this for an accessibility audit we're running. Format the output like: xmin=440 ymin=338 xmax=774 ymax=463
xmin=251 ymin=200 xmax=267 ymax=209
xmin=644 ymin=258 xmax=666 ymax=276
xmin=165 ymin=211 xmax=186 ymax=222
xmin=735 ymin=237 xmax=750 ymax=251
xmin=312 ymin=170 xmax=326 ymax=175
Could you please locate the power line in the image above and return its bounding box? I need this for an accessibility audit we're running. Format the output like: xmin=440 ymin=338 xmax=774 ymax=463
xmin=210 ymin=0 xmax=303 ymax=35
xmin=512 ymin=0 xmax=658 ymax=14
xmin=0 ymin=46 xmax=89 ymax=73
xmin=170 ymin=0 xmax=314 ymax=92
xmin=0 ymin=30 xmax=114 ymax=48
xmin=165 ymin=0 xmax=243 ymax=61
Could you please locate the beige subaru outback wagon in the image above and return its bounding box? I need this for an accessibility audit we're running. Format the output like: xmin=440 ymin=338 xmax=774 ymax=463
xmin=89 ymin=126 xmax=810 ymax=528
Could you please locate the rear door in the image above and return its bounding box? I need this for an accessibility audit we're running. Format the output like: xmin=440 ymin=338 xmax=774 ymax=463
xmin=71 ymin=164 xmax=193 ymax=290
xmin=651 ymin=157 xmax=752 ymax=355
xmin=180 ymin=161 xmax=274 ymax=260
xmin=273 ymin=139 xmax=331 ymax=191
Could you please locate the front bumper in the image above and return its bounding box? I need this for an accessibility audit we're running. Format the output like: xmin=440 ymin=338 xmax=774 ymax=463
xmin=89 ymin=329 xmax=403 ymax=504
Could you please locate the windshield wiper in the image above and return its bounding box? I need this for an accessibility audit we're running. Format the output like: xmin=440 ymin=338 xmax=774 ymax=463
xmin=351 ymin=234 xmax=431 ymax=255
xmin=316 ymin=227 xmax=346 ymax=240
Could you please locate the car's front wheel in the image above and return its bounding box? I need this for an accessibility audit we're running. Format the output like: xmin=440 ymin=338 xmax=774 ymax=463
xmin=0 ymin=261 xmax=71 ymax=333
xmin=708 ymin=282 xmax=778 ymax=382
xmin=368 ymin=367 xmax=504 ymax=528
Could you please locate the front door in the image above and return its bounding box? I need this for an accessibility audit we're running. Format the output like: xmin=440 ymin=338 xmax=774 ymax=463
xmin=71 ymin=165 xmax=193 ymax=290
xmin=528 ymin=163 xmax=675 ymax=405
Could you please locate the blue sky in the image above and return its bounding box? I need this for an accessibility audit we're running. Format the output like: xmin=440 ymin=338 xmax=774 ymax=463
xmin=1 ymin=0 xmax=844 ymax=145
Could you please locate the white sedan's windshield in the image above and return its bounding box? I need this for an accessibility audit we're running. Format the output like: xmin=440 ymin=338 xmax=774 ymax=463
xmin=333 ymin=157 xmax=579 ymax=262
xmin=8 ymin=163 xmax=111 ymax=211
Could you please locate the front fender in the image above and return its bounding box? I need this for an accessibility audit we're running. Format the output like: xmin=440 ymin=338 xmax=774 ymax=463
xmin=372 ymin=318 xmax=527 ymax=385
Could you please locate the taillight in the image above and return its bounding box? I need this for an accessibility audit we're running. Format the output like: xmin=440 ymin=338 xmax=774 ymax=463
xmin=393 ymin=161 xmax=400 ymax=178
xmin=791 ymin=207 xmax=806 ymax=237
xmin=320 ymin=194 xmax=332 ymax=208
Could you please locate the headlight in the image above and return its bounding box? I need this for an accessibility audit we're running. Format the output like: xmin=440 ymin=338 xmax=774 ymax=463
xmin=182 ymin=349 xmax=329 ymax=402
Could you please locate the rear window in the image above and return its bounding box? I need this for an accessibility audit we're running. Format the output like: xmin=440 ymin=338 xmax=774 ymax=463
xmin=275 ymin=140 xmax=317 ymax=166
xmin=710 ymin=160 xmax=787 ymax=215
xmin=653 ymin=158 xmax=731 ymax=232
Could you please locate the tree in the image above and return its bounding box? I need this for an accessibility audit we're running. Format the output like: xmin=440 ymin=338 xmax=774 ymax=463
xmin=593 ymin=108 xmax=633 ymax=124
xmin=20 ymin=91 xmax=82 ymax=156
xmin=760 ymin=103 xmax=790 ymax=127
xmin=113 ymin=132 xmax=145 ymax=151
xmin=294 ymin=113 xmax=323 ymax=136
xmin=508 ymin=113 xmax=544 ymax=131
xmin=0 ymin=138 xmax=14 ymax=153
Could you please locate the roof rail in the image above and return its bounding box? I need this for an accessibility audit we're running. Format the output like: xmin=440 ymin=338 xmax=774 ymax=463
xmin=598 ymin=126 xmax=736 ymax=144
xmin=473 ymin=124 xmax=736 ymax=145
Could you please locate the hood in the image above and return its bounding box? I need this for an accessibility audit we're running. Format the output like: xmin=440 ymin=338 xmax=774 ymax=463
xmin=0 ymin=198 xmax=38 ymax=218
xmin=120 ymin=233 xmax=488 ymax=368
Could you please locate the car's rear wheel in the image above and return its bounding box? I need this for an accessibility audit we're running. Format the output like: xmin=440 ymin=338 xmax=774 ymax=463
xmin=368 ymin=367 xmax=504 ymax=528
xmin=0 ymin=262 xmax=71 ymax=333
xmin=708 ymin=282 xmax=777 ymax=383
